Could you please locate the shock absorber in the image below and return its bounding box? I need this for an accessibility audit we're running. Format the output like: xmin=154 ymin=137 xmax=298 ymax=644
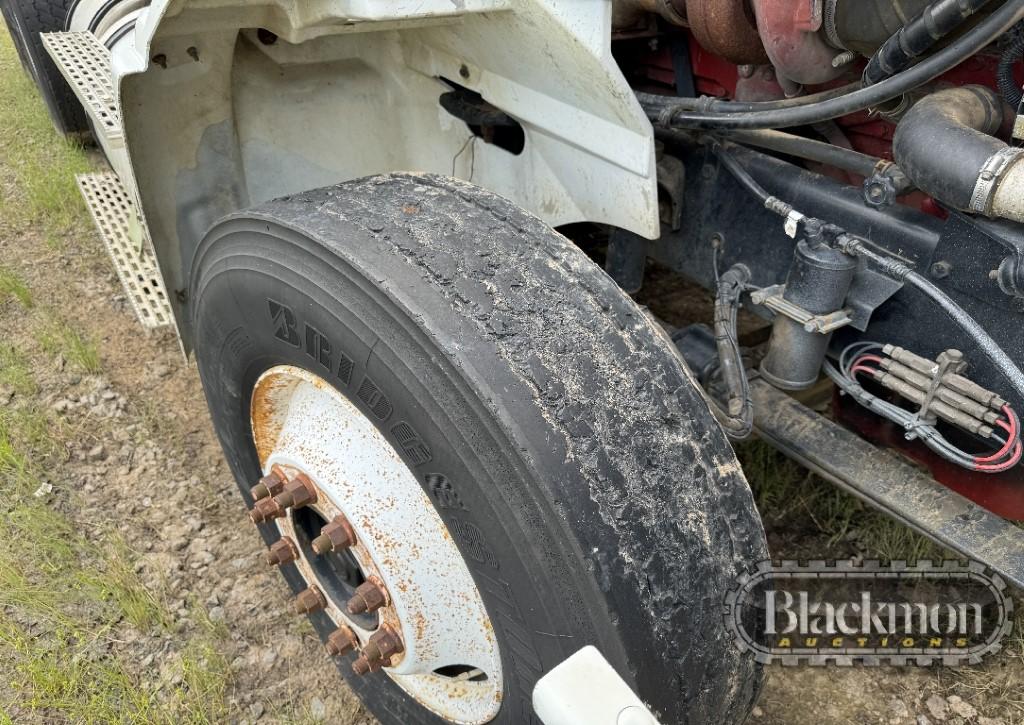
xmin=760 ymin=230 xmax=857 ymax=390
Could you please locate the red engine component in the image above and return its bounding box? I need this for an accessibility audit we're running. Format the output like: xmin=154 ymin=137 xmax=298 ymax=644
xmin=750 ymin=0 xmax=847 ymax=86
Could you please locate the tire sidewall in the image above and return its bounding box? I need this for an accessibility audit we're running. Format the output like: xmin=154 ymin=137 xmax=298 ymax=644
xmin=192 ymin=225 xmax=613 ymax=724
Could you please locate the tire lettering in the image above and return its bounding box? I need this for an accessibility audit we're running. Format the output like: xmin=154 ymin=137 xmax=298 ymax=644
xmin=304 ymin=323 xmax=332 ymax=372
xmin=426 ymin=473 xmax=466 ymax=510
xmin=449 ymin=517 xmax=500 ymax=570
xmin=356 ymin=376 xmax=393 ymax=421
xmin=267 ymin=299 xmax=300 ymax=347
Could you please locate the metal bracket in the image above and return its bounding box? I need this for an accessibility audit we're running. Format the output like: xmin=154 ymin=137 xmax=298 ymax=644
xmin=750 ymin=284 xmax=853 ymax=334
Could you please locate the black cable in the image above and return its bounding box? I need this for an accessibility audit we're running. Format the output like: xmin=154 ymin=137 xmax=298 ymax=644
xmin=998 ymin=22 xmax=1024 ymax=105
xmin=636 ymin=0 xmax=1024 ymax=130
xmin=710 ymin=142 xmax=798 ymax=219
xmin=711 ymin=258 xmax=754 ymax=441
xmin=712 ymin=143 xmax=1024 ymax=408
xmin=715 ymin=129 xmax=914 ymax=193
xmin=864 ymin=0 xmax=999 ymax=86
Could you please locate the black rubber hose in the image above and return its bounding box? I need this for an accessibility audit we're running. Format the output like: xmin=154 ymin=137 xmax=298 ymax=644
xmin=639 ymin=82 xmax=860 ymax=115
xmin=712 ymin=263 xmax=754 ymax=440
xmin=892 ymin=85 xmax=1006 ymax=209
xmin=719 ymin=129 xmax=914 ymax=193
xmin=864 ymin=0 xmax=998 ymax=86
xmin=997 ymin=23 xmax=1024 ymax=105
xmin=636 ymin=0 xmax=1024 ymax=130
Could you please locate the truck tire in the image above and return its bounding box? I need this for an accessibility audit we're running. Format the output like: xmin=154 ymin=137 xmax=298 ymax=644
xmin=190 ymin=173 xmax=768 ymax=725
xmin=0 ymin=0 xmax=88 ymax=138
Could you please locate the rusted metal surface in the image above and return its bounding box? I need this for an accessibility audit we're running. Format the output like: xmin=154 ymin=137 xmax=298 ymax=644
xmin=251 ymin=465 xmax=287 ymax=501
xmin=277 ymin=473 xmax=317 ymax=509
xmin=686 ymin=0 xmax=769 ymax=65
xmin=354 ymin=626 xmax=406 ymax=675
xmin=347 ymin=579 xmax=389 ymax=615
xmin=249 ymin=495 xmax=285 ymax=524
xmin=325 ymin=626 xmax=359 ymax=657
xmin=263 ymin=537 xmax=299 ymax=567
xmin=311 ymin=514 xmax=357 ymax=555
xmin=250 ymin=365 xmax=503 ymax=724
xmin=293 ymin=585 xmax=327 ymax=615
xmin=752 ymin=379 xmax=1024 ymax=589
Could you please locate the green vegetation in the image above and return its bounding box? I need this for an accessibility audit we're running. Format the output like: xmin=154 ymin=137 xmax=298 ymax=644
xmin=0 ymin=28 xmax=230 ymax=725
xmin=38 ymin=315 xmax=102 ymax=373
xmin=739 ymin=440 xmax=944 ymax=562
xmin=0 ymin=266 xmax=33 ymax=307
xmin=0 ymin=28 xmax=90 ymax=239
xmin=0 ymin=349 xmax=230 ymax=724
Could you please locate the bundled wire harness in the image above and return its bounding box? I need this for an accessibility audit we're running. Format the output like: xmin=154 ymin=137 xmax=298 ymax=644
xmin=826 ymin=343 xmax=1022 ymax=473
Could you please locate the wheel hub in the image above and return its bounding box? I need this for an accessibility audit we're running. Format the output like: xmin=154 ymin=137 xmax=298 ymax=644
xmin=249 ymin=365 xmax=502 ymax=724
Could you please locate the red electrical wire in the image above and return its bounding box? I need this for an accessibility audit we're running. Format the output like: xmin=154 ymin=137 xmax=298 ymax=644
xmin=975 ymin=441 xmax=1022 ymax=472
xmin=854 ymin=354 xmax=884 ymax=367
xmin=976 ymin=408 xmax=1017 ymax=464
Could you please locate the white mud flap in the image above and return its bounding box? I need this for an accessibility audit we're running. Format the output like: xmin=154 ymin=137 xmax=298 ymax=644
xmin=533 ymin=646 xmax=662 ymax=725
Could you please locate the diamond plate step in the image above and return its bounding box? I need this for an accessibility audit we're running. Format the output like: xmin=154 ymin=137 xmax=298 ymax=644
xmin=41 ymin=31 xmax=122 ymax=140
xmin=77 ymin=173 xmax=173 ymax=329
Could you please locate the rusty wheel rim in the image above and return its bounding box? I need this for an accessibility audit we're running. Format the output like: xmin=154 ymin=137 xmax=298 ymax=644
xmin=250 ymin=365 xmax=503 ymax=723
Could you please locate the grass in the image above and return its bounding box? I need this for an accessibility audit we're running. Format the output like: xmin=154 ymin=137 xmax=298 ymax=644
xmin=38 ymin=315 xmax=102 ymax=373
xmin=739 ymin=440 xmax=945 ymax=562
xmin=0 ymin=344 xmax=36 ymax=395
xmin=0 ymin=347 xmax=230 ymax=723
xmin=0 ymin=266 xmax=32 ymax=307
xmin=0 ymin=27 xmax=231 ymax=723
xmin=0 ymin=28 xmax=90 ymax=239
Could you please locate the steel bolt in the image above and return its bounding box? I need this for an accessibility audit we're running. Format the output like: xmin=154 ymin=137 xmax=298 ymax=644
xmin=294 ymin=585 xmax=327 ymax=615
xmin=263 ymin=537 xmax=298 ymax=567
xmin=312 ymin=515 xmax=357 ymax=555
xmin=325 ymin=626 xmax=359 ymax=657
xmin=275 ymin=473 xmax=318 ymax=510
xmin=352 ymin=627 xmax=404 ymax=674
xmin=347 ymin=580 xmax=388 ymax=615
xmin=249 ymin=496 xmax=285 ymax=523
xmin=364 ymin=627 xmax=404 ymax=661
xmin=251 ymin=466 xmax=287 ymax=501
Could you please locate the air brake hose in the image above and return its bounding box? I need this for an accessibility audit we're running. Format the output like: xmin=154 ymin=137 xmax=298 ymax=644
xmin=635 ymin=0 xmax=1024 ymax=130
xmin=892 ymin=85 xmax=1024 ymax=221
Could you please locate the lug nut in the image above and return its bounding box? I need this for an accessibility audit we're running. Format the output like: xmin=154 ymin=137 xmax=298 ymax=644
xmin=263 ymin=537 xmax=298 ymax=567
xmin=364 ymin=626 xmax=404 ymax=661
xmin=312 ymin=515 xmax=357 ymax=555
xmin=275 ymin=473 xmax=318 ymax=509
xmin=352 ymin=656 xmax=373 ymax=676
xmin=347 ymin=580 xmax=388 ymax=615
xmin=352 ymin=627 xmax=404 ymax=675
xmin=249 ymin=472 xmax=317 ymax=523
xmin=294 ymin=585 xmax=327 ymax=615
xmin=251 ymin=465 xmax=287 ymax=501
xmin=249 ymin=496 xmax=285 ymax=523
xmin=325 ymin=626 xmax=358 ymax=657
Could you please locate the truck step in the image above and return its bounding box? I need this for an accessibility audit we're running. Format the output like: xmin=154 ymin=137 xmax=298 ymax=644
xmin=41 ymin=31 xmax=122 ymax=141
xmin=76 ymin=173 xmax=173 ymax=330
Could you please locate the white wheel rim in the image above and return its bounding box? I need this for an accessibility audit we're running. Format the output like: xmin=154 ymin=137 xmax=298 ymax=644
xmin=251 ymin=366 xmax=503 ymax=724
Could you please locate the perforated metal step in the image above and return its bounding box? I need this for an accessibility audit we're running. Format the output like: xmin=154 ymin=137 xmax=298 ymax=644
xmin=42 ymin=31 xmax=122 ymax=139
xmin=77 ymin=173 xmax=173 ymax=329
